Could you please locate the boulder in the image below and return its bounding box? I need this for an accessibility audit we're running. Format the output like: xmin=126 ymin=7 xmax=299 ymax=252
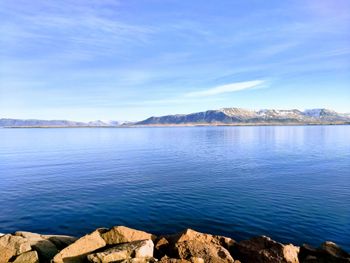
xmin=15 ymin=231 xmax=77 ymax=247
xmin=189 ymin=257 xmax=205 ymax=263
xmin=155 ymin=237 xmax=170 ymax=258
xmin=283 ymin=244 xmax=301 ymax=263
xmin=15 ymin=231 xmax=77 ymax=262
xmin=15 ymin=231 xmax=58 ymax=262
xmin=175 ymin=239 xmax=235 ymax=263
xmin=12 ymin=250 xmax=39 ymax=263
xmin=1 ymin=227 xmax=347 ymax=263
xmin=299 ymin=242 xmax=350 ymax=263
xmin=43 ymin=234 xmax=77 ymax=250
xmin=232 ymin=235 xmax=299 ymax=263
xmin=119 ymin=258 xmax=157 ymax=263
xmin=87 ymin=239 xmax=154 ymax=263
xmin=102 ymin=226 xmax=156 ymax=245
xmin=52 ymin=228 xmax=107 ymax=263
xmin=0 ymin=234 xmax=31 ymax=262
xmin=159 ymin=256 xmax=191 ymax=263
xmin=168 ymin=229 xmax=235 ymax=250
xmin=30 ymin=238 xmax=58 ymax=262
xmin=159 ymin=256 xmax=227 ymax=263
xmin=155 ymin=229 xmax=235 ymax=262
xmin=15 ymin=231 xmax=43 ymax=240
xmin=321 ymin=241 xmax=350 ymax=259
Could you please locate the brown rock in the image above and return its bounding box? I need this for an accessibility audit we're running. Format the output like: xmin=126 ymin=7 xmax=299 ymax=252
xmin=190 ymin=257 xmax=204 ymax=263
xmin=159 ymin=256 xmax=217 ymax=263
xmin=283 ymin=244 xmax=300 ymax=263
xmin=321 ymin=241 xmax=349 ymax=259
xmin=299 ymin=242 xmax=350 ymax=263
xmin=175 ymin=239 xmax=234 ymax=263
xmin=169 ymin=229 xmax=235 ymax=250
xmin=15 ymin=231 xmax=58 ymax=262
xmin=154 ymin=237 xmax=170 ymax=258
xmin=0 ymin=234 xmax=31 ymax=262
xmin=159 ymin=256 xmax=191 ymax=263
xmin=156 ymin=229 xmax=235 ymax=262
xmin=119 ymin=258 xmax=157 ymax=263
xmin=102 ymin=226 xmax=156 ymax=245
xmin=15 ymin=231 xmax=42 ymax=240
xmin=52 ymin=228 xmax=107 ymax=263
xmin=15 ymin=231 xmax=76 ymax=262
xmin=87 ymin=239 xmax=154 ymax=263
xmin=15 ymin=231 xmax=77 ymax=248
xmin=232 ymin=235 xmax=299 ymax=263
xmin=12 ymin=250 xmax=39 ymax=263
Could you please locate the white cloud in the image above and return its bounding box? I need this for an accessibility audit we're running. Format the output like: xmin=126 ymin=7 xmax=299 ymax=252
xmin=0 ymin=1 xmax=155 ymax=60
xmin=185 ymin=80 xmax=265 ymax=97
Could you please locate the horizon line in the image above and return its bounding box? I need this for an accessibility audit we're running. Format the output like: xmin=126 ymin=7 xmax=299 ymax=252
xmin=1 ymin=107 xmax=349 ymax=123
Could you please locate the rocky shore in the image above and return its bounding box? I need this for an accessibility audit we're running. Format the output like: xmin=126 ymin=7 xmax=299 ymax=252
xmin=0 ymin=226 xmax=349 ymax=263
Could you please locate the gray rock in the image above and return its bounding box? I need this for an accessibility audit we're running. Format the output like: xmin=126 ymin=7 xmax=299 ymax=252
xmin=15 ymin=231 xmax=76 ymax=262
xmin=87 ymin=239 xmax=154 ymax=263
xmin=15 ymin=231 xmax=58 ymax=262
xmin=44 ymin=235 xmax=77 ymax=250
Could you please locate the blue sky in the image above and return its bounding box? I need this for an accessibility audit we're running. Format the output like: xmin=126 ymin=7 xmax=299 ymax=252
xmin=1 ymin=0 xmax=349 ymax=121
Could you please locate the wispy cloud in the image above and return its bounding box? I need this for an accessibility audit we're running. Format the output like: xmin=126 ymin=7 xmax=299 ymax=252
xmin=185 ymin=80 xmax=265 ymax=97
xmin=0 ymin=1 xmax=156 ymax=60
xmin=1 ymin=1 xmax=349 ymax=119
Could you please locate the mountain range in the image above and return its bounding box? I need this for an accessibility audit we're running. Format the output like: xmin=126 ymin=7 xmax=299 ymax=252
xmin=135 ymin=108 xmax=350 ymax=125
xmin=0 ymin=119 xmax=119 ymax=127
xmin=1 ymin=108 xmax=350 ymax=127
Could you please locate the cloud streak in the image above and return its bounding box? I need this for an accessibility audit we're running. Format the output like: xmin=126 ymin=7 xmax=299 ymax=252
xmin=185 ymin=80 xmax=265 ymax=97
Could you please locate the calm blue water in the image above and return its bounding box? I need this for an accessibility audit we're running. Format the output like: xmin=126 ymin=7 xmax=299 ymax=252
xmin=0 ymin=126 xmax=349 ymax=250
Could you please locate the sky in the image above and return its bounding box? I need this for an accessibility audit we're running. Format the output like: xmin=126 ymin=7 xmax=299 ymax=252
xmin=0 ymin=0 xmax=349 ymax=121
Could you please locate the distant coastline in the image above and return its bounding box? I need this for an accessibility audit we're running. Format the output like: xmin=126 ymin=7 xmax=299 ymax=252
xmin=1 ymin=107 xmax=350 ymax=128
xmin=2 ymin=122 xmax=350 ymax=128
xmin=0 ymin=122 xmax=350 ymax=129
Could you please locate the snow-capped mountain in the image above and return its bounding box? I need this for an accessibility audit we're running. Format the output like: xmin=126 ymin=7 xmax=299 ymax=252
xmin=87 ymin=120 xmax=119 ymax=126
xmin=2 ymin=108 xmax=349 ymax=127
xmin=136 ymin=108 xmax=350 ymax=125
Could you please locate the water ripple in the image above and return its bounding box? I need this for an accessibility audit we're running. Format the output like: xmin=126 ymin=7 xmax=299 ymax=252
xmin=0 ymin=126 xmax=349 ymax=250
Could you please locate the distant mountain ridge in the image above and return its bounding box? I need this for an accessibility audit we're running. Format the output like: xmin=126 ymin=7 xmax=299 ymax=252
xmin=136 ymin=108 xmax=350 ymax=125
xmin=0 ymin=119 xmax=119 ymax=127
xmin=1 ymin=108 xmax=350 ymax=127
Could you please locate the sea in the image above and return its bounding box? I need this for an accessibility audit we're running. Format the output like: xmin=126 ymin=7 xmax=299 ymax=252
xmin=0 ymin=125 xmax=349 ymax=250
